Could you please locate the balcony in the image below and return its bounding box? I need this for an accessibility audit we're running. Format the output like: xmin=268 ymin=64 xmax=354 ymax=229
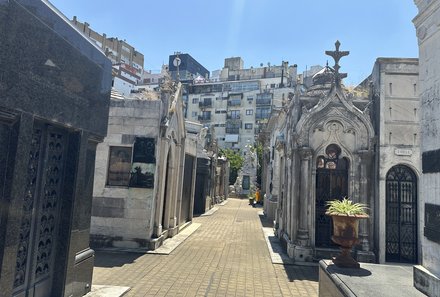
xmin=256 ymin=98 xmax=272 ymax=106
xmin=198 ymin=115 xmax=211 ymax=122
xmin=256 ymin=93 xmax=272 ymax=106
xmin=199 ymin=101 xmax=212 ymax=108
xmin=226 ymin=118 xmax=242 ymax=127
xmin=227 ymin=100 xmax=241 ymax=107
xmin=225 ymin=128 xmax=240 ymax=134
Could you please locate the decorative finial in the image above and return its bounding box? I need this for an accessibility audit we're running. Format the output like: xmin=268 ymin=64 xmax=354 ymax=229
xmin=325 ymin=40 xmax=349 ymax=87
xmin=335 ymin=40 xmax=341 ymax=51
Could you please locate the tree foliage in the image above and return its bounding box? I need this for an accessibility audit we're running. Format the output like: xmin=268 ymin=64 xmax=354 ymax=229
xmin=219 ymin=148 xmax=244 ymax=185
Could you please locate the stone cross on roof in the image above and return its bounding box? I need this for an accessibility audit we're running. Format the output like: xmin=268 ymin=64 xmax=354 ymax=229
xmin=325 ymin=40 xmax=349 ymax=86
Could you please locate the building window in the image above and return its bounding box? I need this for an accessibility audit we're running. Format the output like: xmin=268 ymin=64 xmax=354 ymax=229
xmin=245 ymin=123 xmax=253 ymax=129
xmin=256 ymin=93 xmax=272 ymax=105
xmin=192 ymin=111 xmax=198 ymax=117
xmin=255 ymin=107 xmax=271 ymax=119
xmin=198 ymin=111 xmax=211 ymax=121
xmin=228 ymin=110 xmax=240 ymax=119
xmin=246 ymin=109 xmax=253 ymax=115
xmin=192 ymin=98 xmax=199 ymax=104
xmin=107 ymin=146 xmax=132 ymax=186
xmin=228 ymin=98 xmax=241 ymax=107
xmin=225 ymin=122 xmax=240 ymax=134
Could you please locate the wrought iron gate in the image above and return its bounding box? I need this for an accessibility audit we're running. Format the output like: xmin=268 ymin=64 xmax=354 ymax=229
xmin=315 ymin=168 xmax=348 ymax=247
xmin=13 ymin=125 xmax=67 ymax=297
xmin=386 ymin=165 xmax=418 ymax=263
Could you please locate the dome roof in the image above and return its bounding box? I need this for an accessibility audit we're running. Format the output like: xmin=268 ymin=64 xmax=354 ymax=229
xmin=312 ymin=65 xmax=334 ymax=85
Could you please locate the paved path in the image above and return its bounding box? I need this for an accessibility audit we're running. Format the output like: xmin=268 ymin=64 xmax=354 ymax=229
xmin=92 ymin=198 xmax=319 ymax=297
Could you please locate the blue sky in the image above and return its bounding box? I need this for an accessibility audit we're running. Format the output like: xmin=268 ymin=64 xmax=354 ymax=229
xmin=49 ymin=0 xmax=418 ymax=86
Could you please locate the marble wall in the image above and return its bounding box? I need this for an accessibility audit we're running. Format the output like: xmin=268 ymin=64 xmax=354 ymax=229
xmin=0 ymin=1 xmax=111 ymax=296
xmin=371 ymin=58 xmax=420 ymax=264
xmin=91 ymin=98 xmax=162 ymax=249
xmin=413 ymin=1 xmax=440 ymax=295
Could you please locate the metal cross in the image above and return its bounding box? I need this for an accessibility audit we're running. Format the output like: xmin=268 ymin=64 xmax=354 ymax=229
xmin=325 ymin=40 xmax=349 ymax=85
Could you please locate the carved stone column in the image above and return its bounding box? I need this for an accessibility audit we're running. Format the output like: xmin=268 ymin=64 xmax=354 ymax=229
xmin=297 ymin=147 xmax=312 ymax=245
xmin=358 ymin=150 xmax=371 ymax=252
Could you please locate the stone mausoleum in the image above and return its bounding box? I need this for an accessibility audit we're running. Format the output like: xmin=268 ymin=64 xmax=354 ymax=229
xmin=413 ymin=0 xmax=440 ymax=295
xmin=265 ymin=42 xmax=420 ymax=265
xmin=91 ymin=81 xmax=195 ymax=250
xmin=0 ymin=1 xmax=112 ymax=296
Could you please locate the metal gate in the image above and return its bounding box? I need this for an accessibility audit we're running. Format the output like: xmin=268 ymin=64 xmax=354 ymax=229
xmin=13 ymin=125 xmax=67 ymax=297
xmin=315 ymin=168 xmax=348 ymax=247
xmin=386 ymin=165 xmax=418 ymax=263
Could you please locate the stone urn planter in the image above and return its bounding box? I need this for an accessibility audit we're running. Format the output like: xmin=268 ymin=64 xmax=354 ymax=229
xmin=326 ymin=198 xmax=369 ymax=269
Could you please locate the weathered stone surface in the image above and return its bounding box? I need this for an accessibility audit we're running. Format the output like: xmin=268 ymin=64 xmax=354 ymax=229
xmin=319 ymin=260 xmax=425 ymax=297
xmin=414 ymin=0 xmax=440 ymax=291
xmin=0 ymin=1 xmax=111 ymax=296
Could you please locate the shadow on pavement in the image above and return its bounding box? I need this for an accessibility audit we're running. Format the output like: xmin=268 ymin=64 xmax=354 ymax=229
xmin=258 ymin=212 xmax=319 ymax=282
xmin=94 ymin=251 xmax=144 ymax=268
xmin=258 ymin=211 xmax=274 ymax=228
xmin=284 ymin=264 xmax=319 ymax=282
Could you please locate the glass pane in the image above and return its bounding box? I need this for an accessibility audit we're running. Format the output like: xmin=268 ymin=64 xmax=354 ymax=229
xmin=107 ymin=146 xmax=132 ymax=186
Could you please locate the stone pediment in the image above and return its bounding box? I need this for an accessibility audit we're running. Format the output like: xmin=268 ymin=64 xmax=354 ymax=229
xmin=295 ymin=42 xmax=374 ymax=149
xmin=295 ymin=88 xmax=373 ymax=149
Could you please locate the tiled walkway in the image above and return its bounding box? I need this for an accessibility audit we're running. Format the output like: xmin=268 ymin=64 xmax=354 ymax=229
xmin=92 ymin=198 xmax=319 ymax=297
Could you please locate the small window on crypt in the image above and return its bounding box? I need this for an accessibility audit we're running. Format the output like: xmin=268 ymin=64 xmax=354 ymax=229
xmin=107 ymin=146 xmax=132 ymax=186
xmin=317 ymin=156 xmax=325 ymax=168
xmin=325 ymin=144 xmax=341 ymax=159
xmin=316 ymin=144 xmax=348 ymax=170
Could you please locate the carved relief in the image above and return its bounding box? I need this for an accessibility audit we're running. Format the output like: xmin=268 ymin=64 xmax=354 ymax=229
xmin=14 ymin=128 xmax=42 ymax=288
xmin=299 ymin=147 xmax=313 ymax=160
xmin=35 ymin=130 xmax=66 ymax=279
xmin=417 ymin=26 xmax=427 ymax=40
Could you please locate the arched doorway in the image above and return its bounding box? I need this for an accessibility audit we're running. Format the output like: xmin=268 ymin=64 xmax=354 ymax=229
xmin=315 ymin=144 xmax=349 ymax=247
xmin=386 ymin=165 xmax=418 ymax=263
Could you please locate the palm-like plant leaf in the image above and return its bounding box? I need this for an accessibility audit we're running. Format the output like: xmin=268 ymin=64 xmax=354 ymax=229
xmin=326 ymin=197 xmax=368 ymax=216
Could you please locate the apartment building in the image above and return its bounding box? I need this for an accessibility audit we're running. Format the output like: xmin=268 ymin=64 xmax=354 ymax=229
xmin=185 ymin=57 xmax=297 ymax=151
xmin=168 ymin=53 xmax=210 ymax=82
xmin=72 ymin=16 xmax=144 ymax=74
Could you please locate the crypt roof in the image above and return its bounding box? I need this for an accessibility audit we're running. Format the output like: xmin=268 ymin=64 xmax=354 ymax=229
xmin=293 ymin=41 xmax=374 ymax=150
xmin=312 ymin=64 xmax=334 ymax=86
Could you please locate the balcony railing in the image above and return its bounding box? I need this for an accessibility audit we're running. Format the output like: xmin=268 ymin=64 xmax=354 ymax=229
xmin=198 ymin=115 xmax=211 ymax=121
xmin=225 ymin=128 xmax=240 ymax=134
xmin=227 ymin=101 xmax=241 ymax=107
xmin=256 ymin=98 xmax=272 ymax=105
xmin=255 ymin=114 xmax=270 ymax=120
xmin=199 ymin=101 xmax=212 ymax=108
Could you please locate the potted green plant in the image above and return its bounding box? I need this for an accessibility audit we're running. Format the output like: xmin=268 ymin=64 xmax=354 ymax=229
xmin=326 ymin=197 xmax=369 ymax=268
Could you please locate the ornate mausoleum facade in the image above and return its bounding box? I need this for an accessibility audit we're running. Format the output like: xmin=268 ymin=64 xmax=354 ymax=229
xmin=265 ymin=42 xmax=420 ymax=264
